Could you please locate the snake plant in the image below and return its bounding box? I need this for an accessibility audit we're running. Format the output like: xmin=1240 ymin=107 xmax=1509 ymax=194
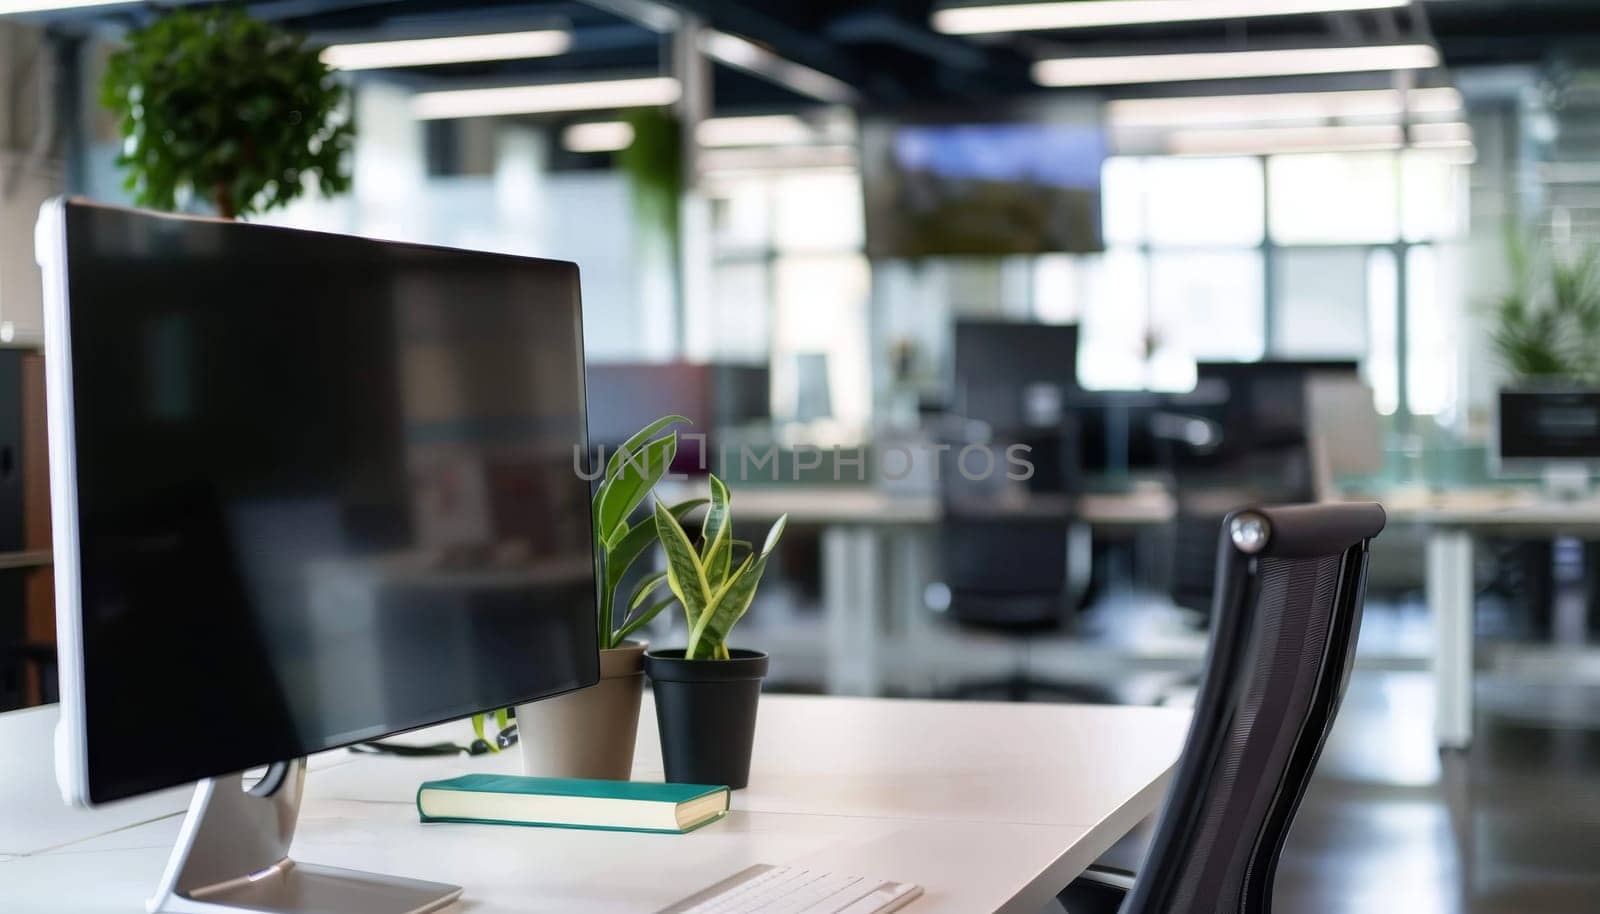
xmin=652 ymin=475 xmax=788 ymax=660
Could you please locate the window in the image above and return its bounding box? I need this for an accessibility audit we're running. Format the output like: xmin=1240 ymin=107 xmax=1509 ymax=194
xmin=1366 ymin=248 xmax=1400 ymax=415
xmin=1407 ymin=245 xmax=1462 ymax=418
xmin=1401 ymin=150 xmax=1469 ymax=242
xmin=1272 ymin=247 xmax=1369 ymax=357
xmin=1268 ymin=152 xmax=1399 ymax=245
xmin=1150 ymin=250 xmax=1265 ymax=361
xmin=1076 ymin=249 xmax=1151 ymax=390
xmin=773 ymin=254 xmax=872 ymax=424
xmin=1143 ymin=157 xmax=1264 ymax=246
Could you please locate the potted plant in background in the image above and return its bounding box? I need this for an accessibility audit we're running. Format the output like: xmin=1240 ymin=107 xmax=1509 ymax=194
xmin=516 ymin=416 xmax=706 ymax=780
xmin=1488 ymin=240 xmax=1600 ymax=384
xmin=645 ymin=476 xmax=787 ymax=789
xmin=101 ymin=6 xmax=354 ymax=219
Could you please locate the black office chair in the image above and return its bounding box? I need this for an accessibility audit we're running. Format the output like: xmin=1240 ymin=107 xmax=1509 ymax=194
xmin=930 ymin=422 xmax=1100 ymax=701
xmin=1058 ymin=501 xmax=1385 ymax=914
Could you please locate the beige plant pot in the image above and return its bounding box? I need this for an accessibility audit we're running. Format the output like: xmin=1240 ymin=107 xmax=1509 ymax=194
xmin=515 ymin=640 xmax=647 ymax=781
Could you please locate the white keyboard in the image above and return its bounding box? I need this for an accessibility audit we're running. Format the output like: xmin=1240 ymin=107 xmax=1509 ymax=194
xmin=658 ymin=864 xmax=923 ymax=914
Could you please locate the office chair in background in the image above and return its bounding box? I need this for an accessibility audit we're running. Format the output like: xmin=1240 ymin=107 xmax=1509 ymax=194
xmin=928 ymin=420 xmax=1101 ymax=701
xmin=1058 ymin=501 xmax=1386 ymax=914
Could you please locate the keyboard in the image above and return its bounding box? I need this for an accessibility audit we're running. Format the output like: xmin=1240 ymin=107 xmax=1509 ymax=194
xmin=658 ymin=864 xmax=923 ymax=914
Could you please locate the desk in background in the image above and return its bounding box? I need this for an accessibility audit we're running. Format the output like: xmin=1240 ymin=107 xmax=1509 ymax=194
xmin=658 ymin=482 xmax=1175 ymax=698
xmin=0 ymin=695 xmax=1189 ymax=914
xmin=666 ymin=480 xmax=1600 ymax=752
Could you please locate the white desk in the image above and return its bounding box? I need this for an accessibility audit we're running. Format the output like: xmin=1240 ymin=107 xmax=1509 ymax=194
xmin=656 ymin=483 xmax=1174 ymax=697
xmin=1382 ymin=490 xmax=1600 ymax=750
xmin=0 ymin=696 xmax=1189 ymax=914
xmin=691 ymin=482 xmax=1600 ymax=753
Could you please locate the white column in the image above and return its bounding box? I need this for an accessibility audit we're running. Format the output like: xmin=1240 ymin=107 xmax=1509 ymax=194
xmin=1427 ymin=528 xmax=1475 ymax=750
xmin=823 ymin=525 xmax=883 ymax=696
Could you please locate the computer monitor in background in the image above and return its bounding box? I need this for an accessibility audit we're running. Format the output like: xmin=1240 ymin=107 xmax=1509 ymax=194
xmin=586 ymin=361 xmax=713 ymax=472
xmin=1498 ymin=389 xmax=1600 ymax=496
xmin=39 ymin=200 xmax=598 ymax=912
xmin=953 ymin=319 xmax=1080 ymax=430
xmin=1179 ymin=360 xmax=1361 ymax=467
xmin=710 ymin=363 xmax=772 ymax=429
xmin=586 ymin=361 xmax=771 ymax=474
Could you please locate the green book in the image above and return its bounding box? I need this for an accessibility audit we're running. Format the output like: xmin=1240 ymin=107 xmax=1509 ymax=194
xmin=416 ymin=774 xmax=729 ymax=835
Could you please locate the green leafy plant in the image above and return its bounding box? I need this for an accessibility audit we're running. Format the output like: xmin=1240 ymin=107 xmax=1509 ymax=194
xmin=652 ymin=475 xmax=788 ymax=660
xmin=592 ymin=416 xmax=707 ymax=649
xmin=101 ymin=6 xmax=355 ymax=219
xmin=1489 ymin=239 xmax=1600 ymax=384
xmin=616 ymin=107 xmax=683 ymax=247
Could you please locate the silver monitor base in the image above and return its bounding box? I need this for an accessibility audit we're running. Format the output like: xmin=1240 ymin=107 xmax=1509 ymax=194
xmin=149 ymin=759 xmax=461 ymax=914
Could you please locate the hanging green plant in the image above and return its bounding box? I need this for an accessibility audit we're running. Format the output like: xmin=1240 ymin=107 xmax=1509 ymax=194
xmin=616 ymin=106 xmax=683 ymax=247
xmin=101 ymin=6 xmax=355 ymax=219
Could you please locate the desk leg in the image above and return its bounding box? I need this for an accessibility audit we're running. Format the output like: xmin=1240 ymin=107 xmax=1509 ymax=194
xmin=1428 ymin=529 xmax=1475 ymax=751
xmin=823 ymin=526 xmax=883 ymax=696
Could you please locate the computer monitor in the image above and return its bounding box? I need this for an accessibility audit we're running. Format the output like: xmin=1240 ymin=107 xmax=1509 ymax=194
xmin=39 ymin=199 xmax=597 ymax=912
xmin=587 ymin=361 xmax=713 ymax=473
xmin=1180 ymin=359 xmax=1360 ymax=464
xmin=1498 ymin=389 xmax=1600 ymax=494
xmin=952 ymin=319 xmax=1080 ymax=429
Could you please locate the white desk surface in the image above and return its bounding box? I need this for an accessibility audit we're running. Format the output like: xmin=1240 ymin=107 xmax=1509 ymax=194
xmin=1377 ymin=488 xmax=1600 ymax=529
xmin=657 ymin=483 xmax=1177 ymax=528
xmin=0 ymin=695 xmax=1188 ymax=914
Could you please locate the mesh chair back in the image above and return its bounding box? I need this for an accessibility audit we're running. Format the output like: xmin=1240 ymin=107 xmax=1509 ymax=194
xmin=1123 ymin=502 xmax=1385 ymax=914
xmin=935 ymin=422 xmax=1078 ymax=631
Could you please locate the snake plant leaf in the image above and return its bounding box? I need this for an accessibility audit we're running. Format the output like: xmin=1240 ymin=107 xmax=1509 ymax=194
xmin=686 ymin=514 xmax=788 ymax=659
xmin=706 ymin=535 xmax=733 ymax=587
xmin=604 ymin=498 xmax=706 ymax=596
xmin=688 ymin=555 xmax=762 ymax=659
xmin=616 ymin=593 xmax=677 ymax=642
xmin=760 ymin=514 xmax=789 ymax=558
xmin=653 ymin=499 xmax=711 ymax=628
xmin=604 ymin=414 xmax=690 ymax=481
xmin=627 ymin=570 xmax=670 ymax=610
xmin=599 ymin=435 xmax=677 ymax=548
xmin=701 ymin=475 xmax=731 ymax=556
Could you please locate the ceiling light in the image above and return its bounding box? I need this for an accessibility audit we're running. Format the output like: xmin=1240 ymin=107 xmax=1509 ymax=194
xmin=935 ymin=0 xmax=1407 ymax=34
xmin=0 ymin=1 xmax=134 ymax=12
xmin=321 ymin=30 xmax=571 ymax=71
xmin=1108 ymin=87 xmax=1462 ymax=127
xmin=413 ymin=76 xmax=681 ymax=119
xmin=695 ymin=115 xmax=815 ymax=147
xmin=1409 ymin=121 xmax=1472 ymax=146
xmin=563 ymin=121 xmax=635 ymax=153
xmin=1034 ymin=44 xmax=1440 ymax=87
xmin=1168 ymin=123 xmax=1403 ymax=155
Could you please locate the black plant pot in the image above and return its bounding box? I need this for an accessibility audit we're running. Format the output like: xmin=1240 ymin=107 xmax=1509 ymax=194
xmin=644 ymin=648 xmax=768 ymax=790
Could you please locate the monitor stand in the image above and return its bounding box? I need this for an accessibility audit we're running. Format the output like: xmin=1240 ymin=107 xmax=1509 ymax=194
xmin=149 ymin=758 xmax=461 ymax=914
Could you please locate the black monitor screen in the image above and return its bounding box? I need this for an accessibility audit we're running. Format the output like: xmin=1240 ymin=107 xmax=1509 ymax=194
xmin=1499 ymin=390 xmax=1600 ymax=461
xmin=57 ymin=203 xmax=598 ymax=802
xmin=953 ymin=319 xmax=1080 ymax=429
